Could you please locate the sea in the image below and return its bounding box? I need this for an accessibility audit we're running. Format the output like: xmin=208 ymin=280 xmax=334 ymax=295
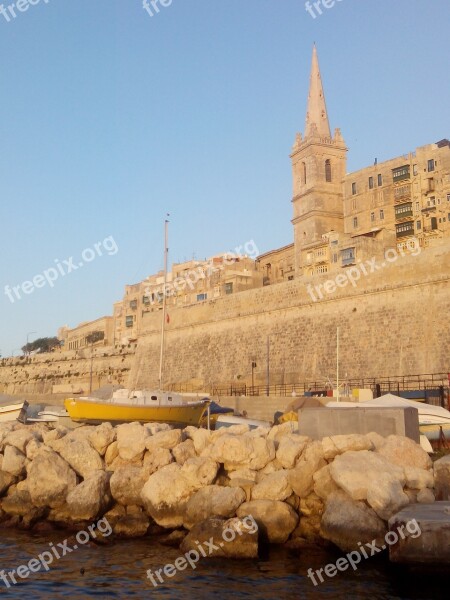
xmin=0 ymin=529 xmax=448 ymax=599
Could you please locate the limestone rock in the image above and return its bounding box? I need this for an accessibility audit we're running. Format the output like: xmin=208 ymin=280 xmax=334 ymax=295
xmin=42 ymin=426 xmax=68 ymax=445
xmin=28 ymin=450 xmax=77 ymax=508
xmin=322 ymin=434 xmax=373 ymax=460
xmin=417 ymin=488 xmax=435 ymax=503
xmin=116 ymin=422 xmax=149 ymax=461
xmin=66 ymin=471 xmax=111 ymax=521
xmin=321 ymin=490 xmax=387 ymax=552
xmin=366 ymin=477 xmax=409 ymax=520
xmin=181 ymin=517 xmax=258 ymax=558
xmin=181 ymin=457 xmax=219 ymax=488
xmin=252 ymin=470 xmax=292 ymax=502
xmin=276 ymin=435 xmax=309 ymax=469
xmin=185 ymin=427 xmax=211 ymax=454
xmin=2 ymin=446 xmax=27 ymax=477
xmin=184 ymin=485 xmax=246 ymax=529
xmin=313 ymin=464 xmax=340 ymax=501
xmin=434 ymin=455 xmax=450 ymax=501
xmin=110 ymin=466 xmax=147 ymax=506
xmin=236 ymin=499 xmax=298 ymax=544
xmin=209 ymin=434 xmax=275 ymax=471
xmin=256 ymin=459 xmax=284 ymax=480
xmin=288 ymin=442 xmax=326 ymax=498
xmin=2 ymin=487 xmax=36 ymax=517
xmin=211 ymin=424 xmax=250 ymax=440
xmin=108 ymin=454 xmax=143 ymax=471
xmin=4 ymin=429 xmax=38 ymax=454
xmin=330 ymin=450 xmax=405 ymax=501
xmin=113 ymin=506 xmax=149 ymax=537
xmin=299 ymin=492 xmax=324 ymax=519
xmin=366 ymin=431 xmax=386 ymax=450
xmin=143 ymin=447 xmax=173 ymax=475
xmin=377 ymin=435 xmax=432 ymax=470
xmin=144 ymin=422 xmax=173 ymax=436
xmin=228 ymin=468 xmax=257 ymax=482
xmin=172 ymin=439 xmax=196 ymax=465
xmin=146 ymin=429 xmax=182 ymax=452
xmin=267 ymin=422 xmax=299 ymax=443
xmin=48 ymin=436 xmax=103 ymax=479
xmin=105 ymin=441 xmax=119 ymax=465
xmin=89 ymin=423 xmax=116 ymax=456
xmin=0 ymin=471 xmax=15 ymax=497
xmin=228 ymin=478 xmax=255 ymax=501
xmin=26 ymin=438 xmax=44 ymax=461
xmin=404 ymin=466 xmax=434 ymax=490
xmin=140 ymin=463 xmax=198 ymax=528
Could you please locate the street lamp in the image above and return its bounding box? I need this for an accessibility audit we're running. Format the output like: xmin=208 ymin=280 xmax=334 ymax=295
xmin=25 ymin=331 xmax=37 ymax=355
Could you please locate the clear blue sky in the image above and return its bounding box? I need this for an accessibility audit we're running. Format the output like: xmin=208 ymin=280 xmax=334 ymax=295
xmin=0 ymin=0 xmax=449 ymax=356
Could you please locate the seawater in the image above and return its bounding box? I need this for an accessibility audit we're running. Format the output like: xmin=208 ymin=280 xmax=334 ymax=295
xmin=0 ymin=530 xmax=448 ymax=599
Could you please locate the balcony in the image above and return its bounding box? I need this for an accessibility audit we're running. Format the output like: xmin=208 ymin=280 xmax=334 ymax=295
xmin=394 ymin=184 xmax=411 ymax=203
xmin=395 ymin=221 xmax=415 ymax=238
xmin=392 ymin=165 xmax=410 ymax=183
xmin=395 ymin=203 xmax=413 ymax=221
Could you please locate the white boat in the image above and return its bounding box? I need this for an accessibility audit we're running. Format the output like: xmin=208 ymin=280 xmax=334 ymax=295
xmin=327 ymin=393 xmax=450 ymax=441
xmin=0 ymin=399 xmax=25 ymax=422
xmin=214 ymin=414 xmax=271 ymax=431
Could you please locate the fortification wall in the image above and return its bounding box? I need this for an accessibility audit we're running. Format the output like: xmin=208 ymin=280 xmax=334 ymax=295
xmin=1 ymin=241 xmax=449 ymax=396
xmin=128 ymin=240 xmax=450 ymax=389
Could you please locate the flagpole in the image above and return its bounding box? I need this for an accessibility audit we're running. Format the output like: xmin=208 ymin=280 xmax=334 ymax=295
xmin=158 ymin=216 xmax=169 ymax=390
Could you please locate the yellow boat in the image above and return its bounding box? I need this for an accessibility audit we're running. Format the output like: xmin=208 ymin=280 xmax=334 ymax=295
xmin=64 ymin=389 xmax=209 ymax=427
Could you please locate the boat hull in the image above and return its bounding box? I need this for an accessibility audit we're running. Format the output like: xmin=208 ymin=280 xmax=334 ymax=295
xmin=0 ymin=404 xmax=24 ymax=423
xmin=64 ymin=398 xmax=209 ymax=427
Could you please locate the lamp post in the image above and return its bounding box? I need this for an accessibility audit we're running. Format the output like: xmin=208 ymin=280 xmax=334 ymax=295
xmin=251 ymin=361 xmax=256 ymax=396
xmin=25 ymin=331 xmax=37 ymax=355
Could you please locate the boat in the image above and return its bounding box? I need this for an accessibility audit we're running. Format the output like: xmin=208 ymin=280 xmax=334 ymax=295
xmin=64 ymin=218 xmax=209 ymax=428
xmin=64 ymin=389 xmax=209 ymax=426
xmin=213 ymin=414 xmax=270 ymax=431
xmin=0 ymin=397 xmax=26 ymax=423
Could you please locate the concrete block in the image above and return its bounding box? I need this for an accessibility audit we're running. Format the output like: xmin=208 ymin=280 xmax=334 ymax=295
xmin=388 ymin=502 xmax=450 ymax=564
xmin=298 ymin=407 xmax=420 ymax=443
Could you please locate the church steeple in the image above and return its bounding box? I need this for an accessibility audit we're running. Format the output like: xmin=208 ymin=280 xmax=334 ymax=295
xmin=305 ymin=44 xmax=331 ymax=139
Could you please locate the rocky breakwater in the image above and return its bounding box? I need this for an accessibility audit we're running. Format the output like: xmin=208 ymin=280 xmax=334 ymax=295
xmin=0 ymin=420 xmax=448 ymax=558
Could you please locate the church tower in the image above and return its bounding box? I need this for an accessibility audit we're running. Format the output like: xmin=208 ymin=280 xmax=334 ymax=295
xmin=291 ymin=45 xmax=347 ymax=275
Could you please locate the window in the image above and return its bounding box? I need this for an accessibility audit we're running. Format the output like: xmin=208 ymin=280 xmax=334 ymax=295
xmin=377 ymin=174 xmax=382 ymax=186
xmin=129 ymin=300 xmax=138 ymax=310
xmin=353 ymin=217 xmax=358 ymax=228
xmin=370 ymin=212 xmax=375 ymax=222
xmin=316 ymin=265 xmax=328 ymax=274
xmin=395 ymin=203 xmax=412 ymax=218
xmin=447 ymin=194 xmax=450 ymax=202
xmin=416 ymin=201 xmax=420 ymax=211
xmin=325 ymin=159 xmax=332 ymax=182
xmin=394 ymin=184 xmax=411 ymax=200
xmin=351 ymin=198 xmax=357 ymax=211
xmin=380 ymin=209 xmax=384 ymax=220
xmin=125 ymin=316 xmax=133 ymax=328
xmin=369 ymin=176 xmax=374 ymax=189
xmin=341 ymin=248 xmax=356 ymax=266
xmin=142 ymin=296 xmax=150 ymax=305
xmin=427 ymin=197 xmax=436 ymax=207
xmin=302 ymin=162 xmax=307 ymax=185
xmin=332 ymin=253 xmax=338 ymax=263
xmin=416 ymin=220 xmax=421 ymax=230
xmin=196 ymin=293 xmax=207 ymax=302
xmin=413 ymin=164 xmax=418 ymax=176
xmin=352 ymin=182 xmax=357 ymax=195
xmin=288 ymin=275 xmax=294 ymax=280
xmin=431 ymin=217 xmax=438 ymax=230
xmin=392 ymin=165 xmax=410 ymax=182
xmin=225 ymin=282 xmax=233 ymax=295
xmin=428 ymin=159 xmax=435 ymax=172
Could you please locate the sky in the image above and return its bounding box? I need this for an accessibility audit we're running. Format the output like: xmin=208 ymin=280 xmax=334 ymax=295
xmin=0 ymin=0 xmax=449 ymax=356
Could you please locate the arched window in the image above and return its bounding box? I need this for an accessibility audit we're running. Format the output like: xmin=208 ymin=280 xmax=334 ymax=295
xmin=325 ymin=159 xmax=332 ymax=182
xmin=302 ymin=162 xmax=307 ymax=185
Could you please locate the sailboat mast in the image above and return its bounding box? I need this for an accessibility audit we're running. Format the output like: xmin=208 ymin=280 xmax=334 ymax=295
xmin=158 ymin=217 xmax=169 ymax=390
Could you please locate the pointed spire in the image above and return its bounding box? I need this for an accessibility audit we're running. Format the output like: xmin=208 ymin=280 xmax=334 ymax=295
xmin=305 ymin=44 xmax=331 ymax=139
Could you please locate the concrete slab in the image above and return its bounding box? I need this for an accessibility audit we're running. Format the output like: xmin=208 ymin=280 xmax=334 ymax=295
xmin=388 ymin=502 xmax=450 ymax=564
xmin=298 ymin=406 xmax=420 ymax=442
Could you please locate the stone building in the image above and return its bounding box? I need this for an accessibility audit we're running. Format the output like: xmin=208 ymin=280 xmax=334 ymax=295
xmin=58 ymin=316 xmax=114 ymax=351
